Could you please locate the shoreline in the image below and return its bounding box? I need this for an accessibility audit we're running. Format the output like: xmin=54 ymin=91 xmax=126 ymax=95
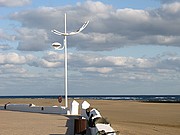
xmin=140 ymin=100 xmax=180 ymax=103
xmin=0 ymin=98 xmax=180 ymax=135
xmin=1 ymin=97 xmax=180 ymax=104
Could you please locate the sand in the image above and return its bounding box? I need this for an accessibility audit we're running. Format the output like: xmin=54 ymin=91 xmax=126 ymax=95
xmin=0 ymin=98 xmax=180 ymax=135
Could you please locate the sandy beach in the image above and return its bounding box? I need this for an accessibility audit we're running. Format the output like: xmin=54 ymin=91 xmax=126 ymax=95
xmin=0 ymin=98 xmax=180 ymax=135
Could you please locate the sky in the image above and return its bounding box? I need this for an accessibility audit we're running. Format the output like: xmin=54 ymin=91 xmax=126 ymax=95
xmin=0 ymin=0 xmax=180 ymax=96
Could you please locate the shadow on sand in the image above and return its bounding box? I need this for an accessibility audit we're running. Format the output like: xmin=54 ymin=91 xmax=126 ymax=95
xmin=49 ymin=134 xmax=64 ymax=135
xmin=49 ymin=115 xmax=91 ymax=135
xmin=49 ymin=115 xmax=80 ymax=135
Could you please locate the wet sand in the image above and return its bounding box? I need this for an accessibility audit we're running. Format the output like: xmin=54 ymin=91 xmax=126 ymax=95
xmin=0 ymin=98 xmax=180 ymax=135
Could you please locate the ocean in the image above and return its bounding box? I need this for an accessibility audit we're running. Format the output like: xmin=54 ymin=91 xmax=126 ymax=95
xmin=0 ymin=95 xmax=180 ymax=103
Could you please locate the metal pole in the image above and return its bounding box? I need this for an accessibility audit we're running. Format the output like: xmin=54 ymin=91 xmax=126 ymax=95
xmin=64 ymin=13 xmax=68 ymax=108
xmin=51 ymin=13 xmax=89 ymax=109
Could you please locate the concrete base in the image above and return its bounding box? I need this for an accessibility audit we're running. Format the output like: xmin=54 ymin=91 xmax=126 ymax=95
xmin=0 ymin=104 xmax=68 ymax=114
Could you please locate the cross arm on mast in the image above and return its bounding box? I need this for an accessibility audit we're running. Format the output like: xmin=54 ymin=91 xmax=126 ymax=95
xmin=51 ymin=20 xmax=89 ymax=36
xmin=68 ymin=21 xmax=89 ymax=35
xmin=51 ymin=29 xmax=67 ymax=36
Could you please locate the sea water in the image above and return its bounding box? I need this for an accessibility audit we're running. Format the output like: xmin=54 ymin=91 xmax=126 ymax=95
xmin=0 ymin=95 xmax=179 ymax=103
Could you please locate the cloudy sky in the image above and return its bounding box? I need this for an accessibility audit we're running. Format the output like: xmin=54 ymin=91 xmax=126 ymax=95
xmin=0 ymin=0 xmax=180 ymax=96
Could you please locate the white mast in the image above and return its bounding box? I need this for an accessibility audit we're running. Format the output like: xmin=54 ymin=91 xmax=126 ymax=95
xmin=51 ymin=13 xmax=89 ymax=108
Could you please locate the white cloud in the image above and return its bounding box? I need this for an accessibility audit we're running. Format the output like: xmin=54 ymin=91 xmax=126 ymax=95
xmin=0 ymin=64 xmax=27 ymax=74
xmin=43 ymin=51 xmax=64 ymax=62
xmin=162 ymin=2 xmax=180 ymax=13
xmin=40 ymin=59 xmax=62 ymax=68
xmin=82 ymin=67 xmax=113 ymax=74
xmin=0 ymin=50 xmax=179 ymax=83
xmin=0 ymin=52 xmax=26 ymax=64
xmin=0 ymin=0 xmax=31 ymax=7
xmin=6 ymin=1 xmax=180 ymax=52
xmin=82 ymin=1 xmax=112 ymax=14
xmin=16 ymin=28 xmax=49 ymax=51
xmin=0 ymin=29 xmax=15 ymax=41
xmin=0 ymin=50 xmax=179 ymax=95
xmin=115 ymin=8 xmax=150 ymax=22
xmin=62 ymin=52 xmax=179 ymax=81
xmin=0 ymin=44 xmax=12 ymax=50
